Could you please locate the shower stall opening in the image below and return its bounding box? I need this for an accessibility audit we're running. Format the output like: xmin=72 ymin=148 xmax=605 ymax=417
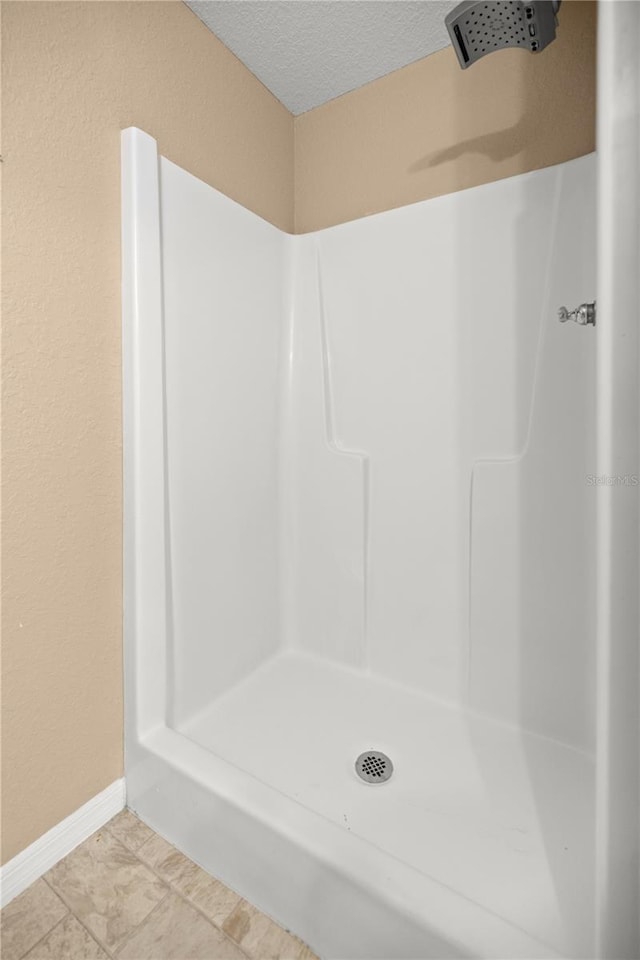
xmin=122 ymin=10 xmax=639 ymax=956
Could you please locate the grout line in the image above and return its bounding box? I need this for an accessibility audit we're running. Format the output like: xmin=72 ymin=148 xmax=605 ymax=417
xmin=110 ymin=888 xmax=173 ymax=958
xmin=10 ymin=912 xmax=69 ymax=960
xmin=102 ymin=823 xmax=155 ymax=860
xmin=41 ymin=873 xmax=120 ymax=960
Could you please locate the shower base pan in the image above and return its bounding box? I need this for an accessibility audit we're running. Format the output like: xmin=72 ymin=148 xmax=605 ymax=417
xmin=127 ymin=652 xmax=593 ymax=960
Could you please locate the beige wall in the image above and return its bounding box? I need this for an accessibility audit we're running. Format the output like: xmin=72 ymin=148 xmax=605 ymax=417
xmin=1 ymin=0 xmax=595 ymax=866
xmin=295 ymin=0 xmax=596 ymax=233
xmin=1 ymin=0 xmax=293 ymax=866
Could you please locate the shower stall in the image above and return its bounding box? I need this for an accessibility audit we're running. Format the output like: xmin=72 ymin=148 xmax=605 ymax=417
xmin=122 ymin=5 xmax=639 ymax=958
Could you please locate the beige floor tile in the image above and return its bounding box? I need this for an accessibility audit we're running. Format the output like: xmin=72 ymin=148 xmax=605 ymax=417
xmin=23 ymin=914 xmax=109 ymax=959
xmin=45 ymin=829 xmax=168 ymax=954
xmin=0 ymin=879 xmax=68 ymax=960
xmin=222 ymin=901 xmax=310 ymax=960
xmin=117 ymin=891 xmax=246 ymax=959
xmin=107 ymin=809 xmax=155 ymax=853
xmin=137 ymin=834 xmax=240 ymax=926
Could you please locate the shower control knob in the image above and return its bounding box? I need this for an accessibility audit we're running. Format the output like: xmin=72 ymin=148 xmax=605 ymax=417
xmin=558 ymin=301 xmax=596 ymax=326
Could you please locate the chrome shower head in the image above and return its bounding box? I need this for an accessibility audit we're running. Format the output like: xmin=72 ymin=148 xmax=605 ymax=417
xmin=445 ymin=0 xmax=561 ymax=69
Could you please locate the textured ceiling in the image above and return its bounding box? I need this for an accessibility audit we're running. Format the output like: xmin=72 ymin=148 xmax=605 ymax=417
xmin=185 ymin=1 xmax=459 ymax=115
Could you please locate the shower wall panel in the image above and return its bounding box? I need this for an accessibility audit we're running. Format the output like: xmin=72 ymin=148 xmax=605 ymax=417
xmin=285 ymin=156 xmax=596 ymax=744
xmin=287 ymin=218 xmax=465 ymax=698
xmin=159 ymin=157 xmax=287 ymax=725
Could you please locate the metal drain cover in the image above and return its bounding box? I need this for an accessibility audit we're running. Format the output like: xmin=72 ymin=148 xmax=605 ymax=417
xmin=355 ymin=751 xmax=393 ymax=784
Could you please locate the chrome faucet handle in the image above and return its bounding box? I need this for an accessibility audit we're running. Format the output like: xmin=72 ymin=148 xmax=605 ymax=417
xmin=558 ymin=301 xmax=596 ymax=326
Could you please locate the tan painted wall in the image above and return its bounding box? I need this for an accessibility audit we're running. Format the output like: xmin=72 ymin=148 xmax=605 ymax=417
xmin=1 ymin=0 xmax=595 ymax=866
xmin=294 ymin=0 xmax=596 ymax=233
xmin=1 ymin=0 xmax=293 ymax=865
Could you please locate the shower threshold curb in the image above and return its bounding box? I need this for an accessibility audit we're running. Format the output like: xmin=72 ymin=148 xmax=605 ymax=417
xmin=127 ymin=725 xmax=562 ymax=960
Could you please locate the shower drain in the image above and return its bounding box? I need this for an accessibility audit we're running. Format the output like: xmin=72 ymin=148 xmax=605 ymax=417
xmin=355 ymin=751 xmax=393 ymax=784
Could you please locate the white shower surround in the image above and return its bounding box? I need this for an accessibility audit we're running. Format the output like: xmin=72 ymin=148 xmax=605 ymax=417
xmin=122 ymin=118 xmax=635 ymax=956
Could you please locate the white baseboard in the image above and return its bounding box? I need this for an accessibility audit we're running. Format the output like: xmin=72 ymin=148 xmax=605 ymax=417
xmin=0 ymin=778 xmax=126 ymax=908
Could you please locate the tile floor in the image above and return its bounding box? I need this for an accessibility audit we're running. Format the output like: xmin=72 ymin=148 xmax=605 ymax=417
xmin=1 ymin=810 xmax=318 ymax=960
